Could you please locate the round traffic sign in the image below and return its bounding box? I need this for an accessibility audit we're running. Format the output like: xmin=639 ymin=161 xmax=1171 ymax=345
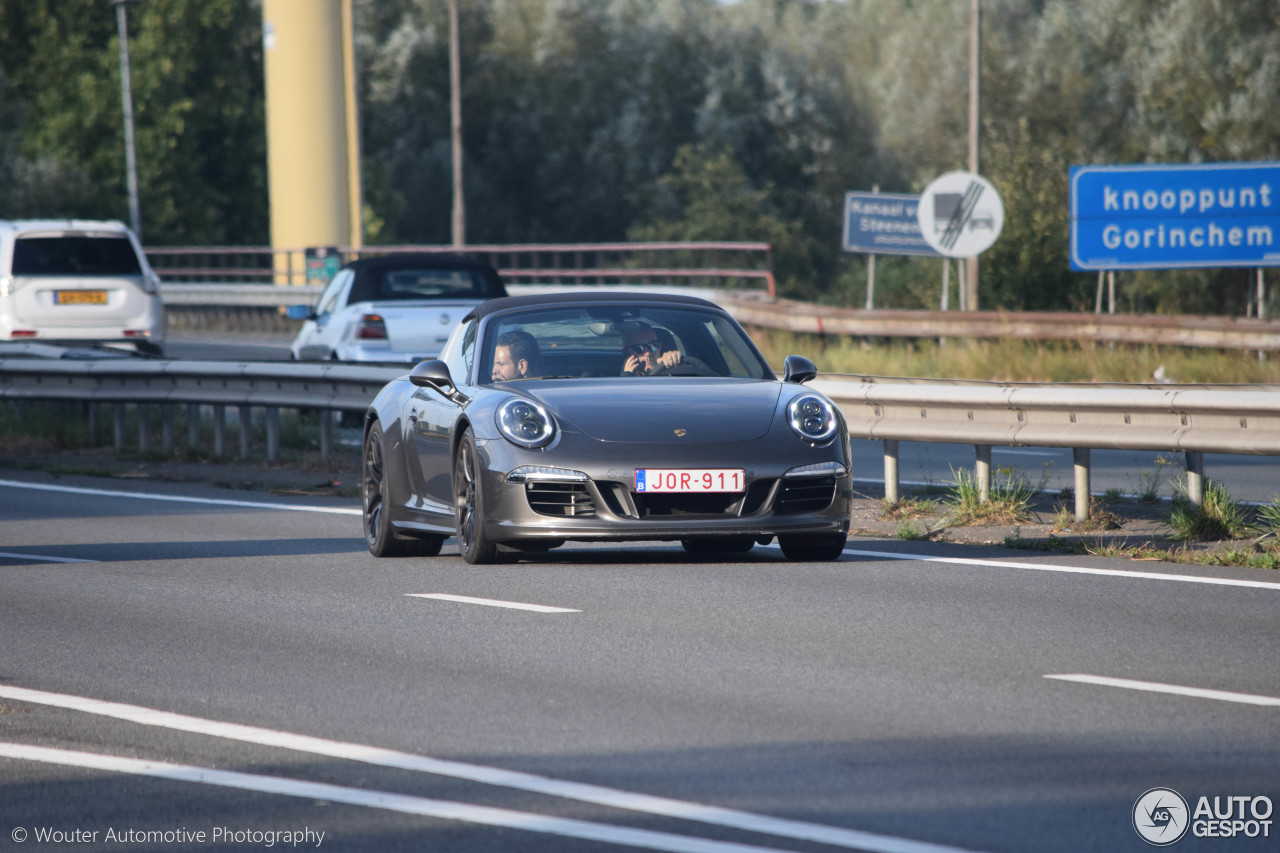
xmin=916 ymin=171 xmax=1004 ymax=258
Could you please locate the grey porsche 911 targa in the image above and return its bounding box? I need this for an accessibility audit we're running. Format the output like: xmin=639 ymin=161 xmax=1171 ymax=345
xmin=362 ymin=291 xmax=852 ymax=563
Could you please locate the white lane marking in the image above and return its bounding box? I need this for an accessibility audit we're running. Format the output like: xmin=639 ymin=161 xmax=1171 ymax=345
xmin=0 ymin=744 xmax=797 ymax=853
xmin=844 ymin=549 xmax=1280 ymax=591
xmin=0 ymin=551 xmax=97 ymax=564
xmin=407 ymin=593 xmax=580 ymax=613
xmin=1045 ymin=674 xmax=1280 ymax=707
xmin=0 ymin=478 xmax=360 ymax=516
xmin=0 ymin=685 xmax=982 ymax=853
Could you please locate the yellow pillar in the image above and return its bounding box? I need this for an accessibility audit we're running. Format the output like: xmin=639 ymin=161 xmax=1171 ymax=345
xmin=262 ymin=0 xmax=353 ymax=283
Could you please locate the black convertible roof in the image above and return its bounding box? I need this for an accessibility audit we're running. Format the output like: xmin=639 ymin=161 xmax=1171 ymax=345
xmin=467 ymin=290 xmax=723 ymax=321
xmin=343 ymin=252 xmax=506 ymax=303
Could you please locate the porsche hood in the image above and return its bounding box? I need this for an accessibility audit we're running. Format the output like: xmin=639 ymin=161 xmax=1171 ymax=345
xmin=520 ymin=379 xmax=785 ymax=443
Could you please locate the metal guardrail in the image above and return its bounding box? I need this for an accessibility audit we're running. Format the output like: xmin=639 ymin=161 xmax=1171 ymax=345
xmin=4 ymin=359 xmax=1279 ymax=520
xmin=0 ymin=358 xmax=399 ymax=462
xmin=811 ymin=376 xmax=1280 ymax=518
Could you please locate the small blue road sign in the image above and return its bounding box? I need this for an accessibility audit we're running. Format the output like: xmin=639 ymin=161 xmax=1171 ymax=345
xmin=1070 ymin=162 xmax=1280 ymax=270
xmin=842 ymin=191 xmax=939 ymax=257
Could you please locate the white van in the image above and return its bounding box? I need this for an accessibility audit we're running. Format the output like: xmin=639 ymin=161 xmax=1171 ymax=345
xmin=0 ymin=219 xmax=165 ymax=355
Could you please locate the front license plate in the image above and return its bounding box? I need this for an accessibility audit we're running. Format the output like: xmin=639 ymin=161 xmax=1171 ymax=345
xmin=54 ymin=290 xmax=107 ymax=305
xmin=635 ymin=468 xmax=744 ymax=493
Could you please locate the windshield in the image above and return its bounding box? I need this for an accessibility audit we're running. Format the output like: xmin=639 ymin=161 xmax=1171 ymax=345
xmin=480 ymin=304 xmax=773 ymax=383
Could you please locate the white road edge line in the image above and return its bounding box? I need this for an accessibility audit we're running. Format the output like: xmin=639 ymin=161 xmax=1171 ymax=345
xmin=0 ymin=743 xmax=795 ymax=853
xmin=0 ymin=551 xmax=97 ymax=564
xmin=0 ymin=685 xmax=982 ymax=853
xmin=842 ymin=549 xmax=1280 ymax=591
xmin=7 ymin=477 xmax=1275 ymax=592
xmin=1045 ymin=674 xmax=1280 ymax=707
xmin=407 ymin=593 xmax=580 ymax=613
xmin=0 ymin=479 xmax=361 ymax=516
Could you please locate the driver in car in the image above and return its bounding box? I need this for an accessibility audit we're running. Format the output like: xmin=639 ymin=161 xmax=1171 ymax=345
xmin=492 ymin=329 xmax=541 ymax=381
xmin=621 ymin=323 xmax=684 ymax=376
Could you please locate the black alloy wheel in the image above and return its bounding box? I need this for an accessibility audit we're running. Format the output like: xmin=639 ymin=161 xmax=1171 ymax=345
xmin=363 ymin=421 xmax=443 ymax=557
xmin=453 ymin=431 xmax=509 ymax=564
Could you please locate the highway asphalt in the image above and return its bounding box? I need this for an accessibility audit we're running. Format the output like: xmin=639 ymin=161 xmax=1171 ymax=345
xmin=1 ymin=470 xmax=1277 ymax=852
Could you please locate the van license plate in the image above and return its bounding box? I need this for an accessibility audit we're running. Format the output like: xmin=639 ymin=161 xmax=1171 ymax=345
xmin=55 ymin=290 xmax=108 ymax=305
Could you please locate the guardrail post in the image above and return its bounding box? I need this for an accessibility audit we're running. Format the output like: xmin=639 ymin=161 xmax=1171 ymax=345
xmin=883 ymin=439 xmax=900 ymax=504
xmin=1073 ymin=447 xmax=1091 ymax=521
xmin=1185 ymin=451 xmax=1205 ymax=507
xmin=975 ymin=445 xmax=991 ymax=503
xmin=113 ymin=405 xmax=126 ymax=451
xmin=238 ymin=405 xmax=252 ymax=460
xmin=137 ymin=404 xmax=150 ymax=453
xmin=320 ymin=411 xmax=333 ymax=460
xmin=187 ymin=404 xmax=200 ymax=448
xmin=266 ymin=407 xmax=280 ymax=461
xmin=162 ymin=405 xmax=175 ymax=453
xmin=213 ymin=405 xmax=226 ymax=457
xmin=88 ymin=403 xmax=99 ymax=445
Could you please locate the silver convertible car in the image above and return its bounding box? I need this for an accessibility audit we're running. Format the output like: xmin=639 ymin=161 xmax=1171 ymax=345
xmin=287 ymin=253 xmax=506 ymax=363
xmin=362 ymin=292 xmax=852 ymax=563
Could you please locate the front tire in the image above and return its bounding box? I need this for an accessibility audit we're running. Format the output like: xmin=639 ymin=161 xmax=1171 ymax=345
xmin=454 ymin=430 xmax=507 ymax=564
xmin=778 ymin=533 xmax=846 ymax=562
xmin=364 ymin=421 xmax=444 ymax=557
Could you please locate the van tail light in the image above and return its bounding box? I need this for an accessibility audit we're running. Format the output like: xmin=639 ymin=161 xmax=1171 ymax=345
xmin=10 ymin=329 xmax=37 ymax=338
xmin=356 ymin=314 xmax=388 ymax=340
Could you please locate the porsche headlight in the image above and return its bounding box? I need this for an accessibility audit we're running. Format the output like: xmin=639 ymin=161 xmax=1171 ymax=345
xmin=787 ymin=394 xmax=838 ymax=443
xmin=496 ymin=398 xmax=555 ymax=448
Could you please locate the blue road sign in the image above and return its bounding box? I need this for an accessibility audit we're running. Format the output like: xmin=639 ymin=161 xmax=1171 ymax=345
xmin=843 ymin=191 xmax=940 ymax=257
xmin=1070 ymin=162 xmax=1280 ymax=270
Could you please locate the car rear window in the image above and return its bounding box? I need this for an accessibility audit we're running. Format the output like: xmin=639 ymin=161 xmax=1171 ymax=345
xmin=12 ymin=235 xmax=143 ymax=276
xmin=344 ymin=266 xmax=504 ymax=303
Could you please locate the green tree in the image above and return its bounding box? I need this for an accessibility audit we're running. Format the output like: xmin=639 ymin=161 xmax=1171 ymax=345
xmin=0 ymin=0 xmax=266 ymax=244
xmin=628 ymin=144 xmax=819 ymax=298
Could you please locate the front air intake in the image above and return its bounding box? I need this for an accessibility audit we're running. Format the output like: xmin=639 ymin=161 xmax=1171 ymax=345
xmin=526 ymin=481 xmax=597 ymax=517
xmin=775 ymin=475 xmax=836 ymax=514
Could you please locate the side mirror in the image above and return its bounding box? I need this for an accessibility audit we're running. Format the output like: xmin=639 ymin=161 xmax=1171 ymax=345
xmin=285 ymin=304 xmax=315 ymax=321
xmin=410 ymin=359 xmax=468 ymax=402
xmin=782 ymin=355 xmax=818 ymax=385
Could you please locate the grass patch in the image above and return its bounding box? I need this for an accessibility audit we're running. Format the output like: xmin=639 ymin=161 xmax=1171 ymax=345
xmin=881 ymin=497 xmax=939 ymax=520
xmin=1087 ymin=541 xmax=1280 ymax=570
xmin=1256 ymin=498 xmax=1280 ymax=542
xmin=942 ymin=465 xmax=1044 ymax=526
xmin=1129 ymin=455 xmax=1180 ymax=503
xmin=750 ymin=332 xmax=1280 ymax=384
xmin=1167 ymin=479 xmax=1251 ymax=541
xmin=1003 ymin=533 xmax=1086 ymax=554
xmin=1051 ymin=499 xmax=1124 ymax=533
xmin=893 ymin=520 xmax=932 ymax=541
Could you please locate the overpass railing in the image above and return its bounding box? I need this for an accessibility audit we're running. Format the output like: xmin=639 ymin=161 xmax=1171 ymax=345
xmin=146 ymin=242 xmax=776 ymax=296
